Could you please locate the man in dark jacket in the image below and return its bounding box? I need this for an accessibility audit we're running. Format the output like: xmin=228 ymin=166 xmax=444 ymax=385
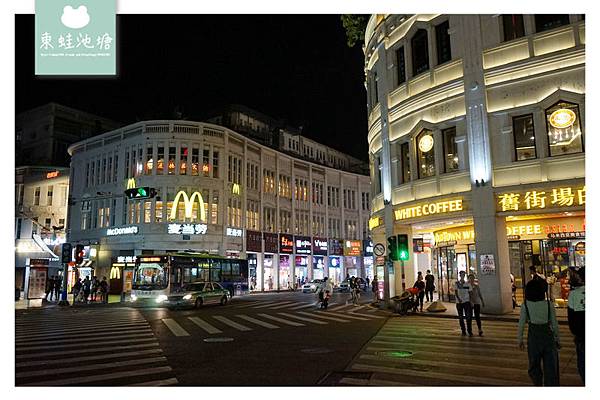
xmin=425 ymin=270 xmax=435 ymax=302
xmin=568 ymin=267 xmax=585 ymax=384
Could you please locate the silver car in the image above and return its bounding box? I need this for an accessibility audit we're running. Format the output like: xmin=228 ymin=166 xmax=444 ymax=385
xmin=163 ymin=282 xmax=231 ymax=309
xmin=302 ymin=279 xmax=323 ymax=293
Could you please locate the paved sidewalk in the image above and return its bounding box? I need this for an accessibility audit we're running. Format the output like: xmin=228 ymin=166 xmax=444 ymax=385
xmin=376 ymin=300 xmax=568 ymax=324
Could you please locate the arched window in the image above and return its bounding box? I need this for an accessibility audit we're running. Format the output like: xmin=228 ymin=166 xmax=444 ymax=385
xmin=546 ymin=101 xmax=584 ymax=156
xmin=416 ymin=129 xmax=436 ymax=178
xmin=411 ymin=29 xmax=429 ymax=76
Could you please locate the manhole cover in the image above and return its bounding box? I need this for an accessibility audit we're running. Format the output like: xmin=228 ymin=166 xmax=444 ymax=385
xmin=301 ymin=348 xmax=333 ymax=354
xmin=203 ymin=337 xmax=234 ymax=343
xmin=377 ymin=350 xmax=413 ymax=358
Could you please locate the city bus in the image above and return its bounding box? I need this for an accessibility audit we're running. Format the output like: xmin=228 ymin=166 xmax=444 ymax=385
xmin=130 ymin=253 xmax=249 ymax=304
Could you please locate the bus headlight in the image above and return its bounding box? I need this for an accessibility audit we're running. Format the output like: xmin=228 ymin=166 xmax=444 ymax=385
xmin=183 ymin=294 xmax=192 ymax=300
xmin=156 ymin=294 xmax=168 ymax=303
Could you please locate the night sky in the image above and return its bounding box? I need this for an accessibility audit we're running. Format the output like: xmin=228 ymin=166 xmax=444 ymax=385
xmin=15 ymin=15 xmax=369 ymax=161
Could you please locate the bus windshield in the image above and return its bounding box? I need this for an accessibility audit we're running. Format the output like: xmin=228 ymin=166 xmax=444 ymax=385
xmin=133 ymin=263 xmax=169 ymax=290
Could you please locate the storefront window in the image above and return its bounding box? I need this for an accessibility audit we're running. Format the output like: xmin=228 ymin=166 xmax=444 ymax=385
xmin=502 ymin=15 xmax=525 ymax=42
xmin=546 ymin=101 xmax=584 ymax=156
xmin=513 ymin=114 xmax=537 ymax=160
xmin=417 ymin=129 xmax=436 ymax=178
xmin=443 ymin=127 xmax=459 ymax=172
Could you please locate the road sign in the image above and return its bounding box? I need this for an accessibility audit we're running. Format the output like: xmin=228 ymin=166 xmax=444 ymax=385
xmin=373 ymin=243 xmax=385 ymax=256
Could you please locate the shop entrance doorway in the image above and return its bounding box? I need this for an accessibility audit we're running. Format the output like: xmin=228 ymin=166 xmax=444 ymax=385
xmin=508 ymin=240 xmax=533 ymax=305
xmin=436 ymin=246 xmax=456 ymax=302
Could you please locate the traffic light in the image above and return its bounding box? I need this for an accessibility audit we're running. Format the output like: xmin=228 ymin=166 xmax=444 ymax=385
xmin=397 ymin=234 xmax=409 ymax=261
xmin=387 ymin=235 xmax=398 ymax=261
xmin=61 ymin=243 xmax=72 ymax=264
xmin=75 ymin=244 xmax=85 ymax=265
xmin=124 ymin=187 xmax=157 ymax=199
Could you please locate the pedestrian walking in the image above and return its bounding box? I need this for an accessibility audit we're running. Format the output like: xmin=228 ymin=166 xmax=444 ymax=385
xmin=73 ymin=278 xmax=82 ymax=301
xmin=91 ymin=276 xmax=99 ymax=302
xmin=82 ymin=276 xmax=91 ymax=303
xmin=517 ymin=275 xmax=560 ymax=386
xmin=319 ymin=277 xmax=333 ymax=309
xmin=468 ymin=273 xmax=485 ymax=336
xmin=100 ymin=276 xmax=109 ymax=303
xmin=510 ymin=272 xmax=518 ymax=309
xmin=413 ymin=272 xmax=425 ymax=312
xmin=424 ymin=270 xmax=435 ymax=302
xmin=366 ymin=277 xmax=370 ymax=289
xmin=45 ymin=276 xmax=55 ymax=301
xmin=454 ymin=270 xmax=473 ymax=336
xmin=372 ymin=276 xmax=378 ymax=300
xmin=567 ymin=267 xmax=585 ymax=384
xmin=53 ymin=276 xmax=61 ymax=301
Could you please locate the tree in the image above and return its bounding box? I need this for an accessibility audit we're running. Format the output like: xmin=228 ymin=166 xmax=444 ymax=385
xmin=341 ymin=15 xmax=369 ymax=47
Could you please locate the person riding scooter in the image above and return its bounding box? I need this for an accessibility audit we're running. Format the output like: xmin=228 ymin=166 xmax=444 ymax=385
xmin=318 ymin=277 xmax=334 ymax=309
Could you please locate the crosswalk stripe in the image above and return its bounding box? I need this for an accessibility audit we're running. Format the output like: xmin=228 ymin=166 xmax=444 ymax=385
xmin=266 ymin=301 xmax=307 ymax=309
xmin=16 ymin=356 xmax=167 ymax=379
xmin=236 ymin=315 xmax=280 ymax=329
xmin=344 ymin=311 xmax=383 ymax=319
xmin=297 ymin=311 xmax=350 ymax=323
xmin=16 ymin=332 xmax=154 ymax=346
xmin=212 ymin=316 xmax=253 ymax=331
xmin=348 ymin=305 xmax=368 ymax=312
xmin=16 ymin=337 xmax=157 ymax=352
xmin=252 ymin=301 xmax=295 ymax=309
xmin=128 ymin=377 xmax=179 ymax=386
xmin=16 ymin=349 xmax=164 ymax=368
xmin=162 ymin=319 xmax=190 ymax=337
xmin=258 ymin=313 xmax=305 ymax=327
xmin=16 ymin=322 xmax=150 ymax=337
xmin=328 ymin=304 xmax=353 ymax=311
xmin=288 ymin=303 xmax=318 ymax=310
xmin=15 ymin=320 xmax=148 ymax=331
xmin=15 ymin=317 xmax=146 ymax=327
xmin=319 ymin=311 xmax=370 ymax=321
xmin=22 ymin=366 xmax=173 ymax=386
xmin=236 ymin=300 xmax=278 ymax=308
xmin=277 ymin=312 xmax=328 ymax=325
xmin=188 ymin=317 xmax=223 ymax=334
xmin=16 ymin=327 xmax=153 ymax=342
xmin=16 ymin=343 xmax=160 ymax=359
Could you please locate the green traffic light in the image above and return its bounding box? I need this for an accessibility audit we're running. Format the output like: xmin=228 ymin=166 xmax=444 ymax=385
xmin=137 ymin=188 xmax=147 ymax=197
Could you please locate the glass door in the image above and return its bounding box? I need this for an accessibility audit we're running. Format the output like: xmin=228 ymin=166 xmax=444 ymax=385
xmin=436 ymin=246 xmax=456 ymax=302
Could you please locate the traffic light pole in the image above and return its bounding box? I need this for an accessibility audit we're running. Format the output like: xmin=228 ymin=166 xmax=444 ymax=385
xmin=58 ymin=261 xmax=69 ymax=306
xmin=401 ymin=259 xmax=406 ymax=292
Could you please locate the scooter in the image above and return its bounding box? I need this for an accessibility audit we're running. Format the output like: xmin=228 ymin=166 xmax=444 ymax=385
xmin=320 ymin=290 xmax=331 ymax=309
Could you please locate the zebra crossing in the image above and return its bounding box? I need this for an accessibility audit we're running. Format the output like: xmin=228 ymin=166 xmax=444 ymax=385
xmin=333 ymin=316 xmax=583 ymax=386
xmin=157 ymin=302 xmax=389 ymax=337
xmin=15 ymin=308 xmax=178 ymax=386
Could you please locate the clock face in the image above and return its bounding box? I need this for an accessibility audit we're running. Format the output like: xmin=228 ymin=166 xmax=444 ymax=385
xmin=418 ymin=134 xmax=434 ymax=153
xmin=549 ymin=108 xmax=576 ymax=129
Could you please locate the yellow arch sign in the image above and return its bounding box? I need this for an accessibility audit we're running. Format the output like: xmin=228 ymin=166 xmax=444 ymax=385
xmin=169 ymin=190 xmax=207 ymax=222
xmin=110 ymin=266 xmax=121 ymax=280
xmin=126 ymin=178 xmax=136 ymax=189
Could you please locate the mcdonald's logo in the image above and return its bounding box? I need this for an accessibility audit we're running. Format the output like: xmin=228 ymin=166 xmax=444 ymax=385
xmin=126 ymin=178 xmax=136 ymax=189
xmin=232 ymin=183 xmax=241 ymax=195
xmin=110 ymin=266 xmax=121 ymax=280
xmin=169 ymin=190 xmax=207 ymax=222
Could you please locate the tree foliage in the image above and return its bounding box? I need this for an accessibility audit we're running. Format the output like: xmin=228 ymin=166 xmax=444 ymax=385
xmin=341 ymin=15 xmax=369 ymax=48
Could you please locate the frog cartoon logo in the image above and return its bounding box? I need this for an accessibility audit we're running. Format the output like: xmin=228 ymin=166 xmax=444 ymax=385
xmin=60 ymin=5 xmax=91 ymax=29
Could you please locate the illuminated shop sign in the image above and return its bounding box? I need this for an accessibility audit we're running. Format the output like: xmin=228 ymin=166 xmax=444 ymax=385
xmin=110 ymin=266 xmax=121 ymax=279
xmin=46 ymin=171 xmax=60 ymax=179
xmin=126 ymin=178 xmax=136 ymax=189
xmin=344 ymin=240 xmax=362 ymax=256
xmin=264 ymin=233 xmax=279 ymax=253
xmin=226 ymin=228 xmax=243 ymax=237
xmin=549 ymin=109 xmax=576 ymax=129
xmin=106 ymin=226 xmax=139 ymax=236
xmin=418 ymin=134 xmax=434 ymax=152
xmin=295 ymin=236 xmax=312 ymax=254
xmin=280 ymin=234 xmax=294 ymax=253
xmin=329 ymin=239 xmax=344 ymax=256
xmin=246 ymin=230 xmax=262 ymax=253
xmin=232 ymin=183 xmax=241 ymax=195
xmin=395 ymin=199 xmax=463 ymax=221
xmin=368 ymin=216 xmax=382 ymax=230
xmin=169 ymin=191 xmax=207 ymax=222
xmin=548 ymin=232 xmax=585 ymax=239
xmin=313 ymin=237 xmax=328 ymax=255
xmin=497 ymin=186 xmax=585 ymax=212
xmin=117 ymin=256 xmax=136 ymax=263
xmin=167 ymin=223 xmax=207 ymax=235
xmin=363 ymin=240 xmax=373 ymax=256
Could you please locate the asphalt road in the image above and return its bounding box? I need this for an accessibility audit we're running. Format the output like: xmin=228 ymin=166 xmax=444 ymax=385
xmin=137 ymin=290 xmax=390 ymax=386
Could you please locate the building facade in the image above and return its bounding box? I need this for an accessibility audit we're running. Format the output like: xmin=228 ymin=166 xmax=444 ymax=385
xmin=15 ymin=166 xmax=70 ymax=297
xmin=16 ymin=102 xmax=121 ymax=167
xmin=67 ymin=120 xmax=371 ymax=294
xmin=364 ymin=14 xmax=585 ymax=313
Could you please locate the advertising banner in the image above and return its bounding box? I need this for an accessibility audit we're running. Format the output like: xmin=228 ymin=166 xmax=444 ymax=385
xmin=313 ymin=237 xmax=328 ymax=255
xmin=279 ymin=234 xmax=294 ymax=254
xmin=329 ymin=239 xmax=343 ymax=256
xmin=480 ymin=254 xmax=496 ymax=275
xmin=246 ymin=230 xmax=262 ymax=252
xmin=294 ymin=235 xmax=312 ymax=254
xmin=344 ymin=240 xmax=362 ymax=256
xmin=264 ymin=233 xmax=279 ymax=253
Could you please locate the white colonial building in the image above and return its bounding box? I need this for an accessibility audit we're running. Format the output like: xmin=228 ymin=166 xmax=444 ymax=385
xmin=364 ymin=14 xmax=585 ymax=313
xmin=67 ymin=120 xmax=372 ymax=293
